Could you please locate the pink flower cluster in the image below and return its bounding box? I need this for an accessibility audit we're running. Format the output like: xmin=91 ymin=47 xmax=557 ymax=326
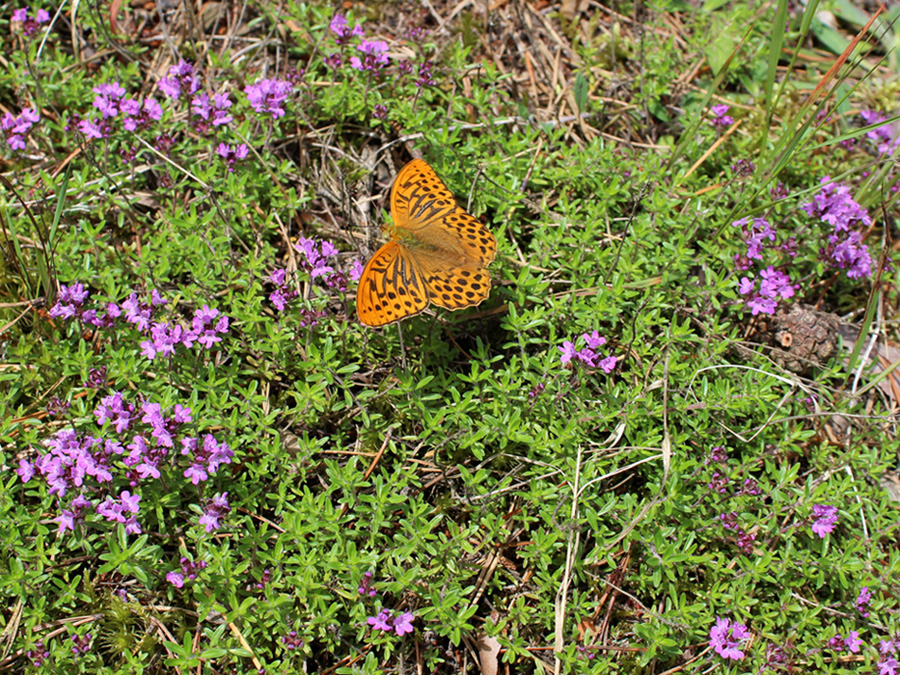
xmin=2 ymin=107 xmax=40 ymax=151
xmin=351 ymin=40 xmax=390 ymax=72
xmin=330 ymin=13 xmax=364 ymax=44
xmin=49 ymin=283 xmax=229 ymax=361
xmin=802 ymin=177 xmax=874 ymax=279
xmin=76 ymin=81 xmax=162 ymax=141
xmin=11 ymin=6 xmax=50 ymax=36
xmin=709 ymin=104 xmax=734 ymax=129
xmin=18 ymin=392 xmax=232 ymax=536
xmin=810 ymin=503 xmax=838 ymax=538
xmin=141 ymin=304 xmax=230 ymax=360
xmin=709 ymin=617 xmax=749 ymax=660
xmin=198 ymin=492 xmax=230 ymax=532
xmin=244 ymin=78 xmax=294 ymax=119
xmin=166 ymin=556 xmax=208 ymax=588
xmin=558 ymin=331 xmax=617 ymax=372
xmin=217 ymin=142 xmax=249 ymax=171
xmin=367 ymin=609 xmax=414 ymax=636
xmin=738 ymin=266 xmax=795 ymax=315
xmin=859 ymin=110 xmax=900 ymax=156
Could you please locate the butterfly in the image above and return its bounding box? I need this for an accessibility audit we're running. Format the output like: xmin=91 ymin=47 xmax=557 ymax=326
xmin=356 ymin=159 xmax=497 ymax=327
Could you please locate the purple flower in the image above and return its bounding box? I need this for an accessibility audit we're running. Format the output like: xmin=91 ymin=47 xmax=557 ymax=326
xmin=583 ymin=330 xmax=606 ymax=350
xmin=350 ymin=40 xmax=390 ymax=72
xmin=350 ymin=259 xmax=365 ymax=281
xmin=121 ymin=97 xmax=162 ymax=132
xmin=70 ymin=633 xmax=92 ymax=656
xmin=558 ymin=331 xmax=617 ymax=371
xmin=732 ymin=217 xmax=775 ymax=261
xmin=2 ymin=107 xmax=40 ymax=150
xmin=709 ymin=104 xmax=735 ymax=128
xmin=55 ymin=509 xmax=76 ymax=533
xmin=49 ymin=281 xmax=92 ymax=320
xmin=199 ymin=492 xmax=231 ymax=532
xmin=17 ymin=459 xmax=35 ymax=483
xmin=811 ymin=504 xmax=838 ymax=538
xmin=159 ymin=60 xmax=201 ymax=100
xmin=719 ymin=511 xmax=739 ymax=530
xmin=94 ymin=391 xmax=135 ymax=432
xmin=12 ymin=6 xmax=50 ymax=36
xmin=373 ymin=104 xmax=388 ymax=119
xmin=708 ymin=471 xmax=729 ymax=493
xmin=367 ymin=609 xmax=392 ymax=631
xmin=191 ymin=92 xmax=233 ymax=130
xmin=802 ymin=177 xmax=872 ymax=232
xmin=739 ymin=478 xmax=761 ymax=496
xmin=189 ymin=304 xmax=229 ymax=349
xmin=245 ymin=78 xmax=293 ymax=119
xmin=179 ymin=432 xmax=233 ymax=486
xmin=281 ymin=630 xmax=304 ymax=650
xmin=324 ymin=52 xmax=342 ymax=70
xmin=269 ymin=267 xmax=299 ymax=311
xmin=731 ymin=158 xmax=755 ymax=177
xmin=829 ymin=230 xmax=873 ymax=279
xmin=860 ymin=110 xmax=900 ymax=156
xmin=830 ymin=631 xmax=863 ymax=653
xmin=708 ymin=446 xmax=727 ymax=463
xmin=165 ymin=571 xmax=184 ymax=588
xmin=738 ymin=266 xmax=794 ymax=316
xmin=709 ymin=617 xmax=749 ymax=660
xmin=92 ymin=82 xmax=126 ymax=118
xmin=330 ymin=13 xmax=364 ymax=44
xmin=97 ymin=491 xmax=142 ymax=533
xmin=366 ymin=608 xmax=415 ymax=635
xmin=167 ymin=557 xmax=207 ymax=587
xmin=78 ymin=118 xmax=106 ymax=140
xmin=416 ymin=60 xmax=436 ymax=88
xmin=216 ymin=142 xmax=249 ymax=172
xmin=393 ymin=611 xmax=414 ymax=636
xmin=121 ymin=292 xmax=153 ymax=330
xmin=293 ymin=236 xmax=351 ymax=290
xmin=32 ymin=429 xmax=114 ymax=497
xmin=558 ymin=340 xmax=578 ymax=365
xmin=141 ymin=322 xmax=186 ymax=360
xmin=857 ymin=587 xmax=871 ymax=617
xmin=358 ymin=571 xmax=376 ymax=597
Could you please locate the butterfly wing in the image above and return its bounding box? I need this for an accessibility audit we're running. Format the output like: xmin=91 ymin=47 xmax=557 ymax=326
xmin=417 ymin=255 xmax=493 ymax=311
xmin=390 ymin=159 xmax=497 ymax=266
xmin=356 ymin=240 xmax=429 ymax=327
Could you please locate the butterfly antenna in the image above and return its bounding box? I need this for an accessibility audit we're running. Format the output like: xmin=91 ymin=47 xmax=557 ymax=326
xmin=397 ymin=322 xmax=407 ymax=370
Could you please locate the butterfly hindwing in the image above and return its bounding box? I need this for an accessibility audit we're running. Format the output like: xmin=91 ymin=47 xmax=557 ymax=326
xmin=420 ymin=259 xmax=492 ymax=311
xmin=356 ymin=241 xmax=429 ymax=327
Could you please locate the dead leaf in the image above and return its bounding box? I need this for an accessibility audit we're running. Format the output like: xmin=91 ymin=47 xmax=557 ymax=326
xmin=476 ymin=634 xmax=500 ymax=675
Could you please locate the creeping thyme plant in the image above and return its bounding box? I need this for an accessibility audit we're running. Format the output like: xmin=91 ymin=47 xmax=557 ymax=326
xmin=2 ymin=1 xmax=900 ymax=673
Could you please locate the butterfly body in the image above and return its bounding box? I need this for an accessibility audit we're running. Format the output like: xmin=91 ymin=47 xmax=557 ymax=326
xmin=356 ymin=160 xmax=497 ymax=327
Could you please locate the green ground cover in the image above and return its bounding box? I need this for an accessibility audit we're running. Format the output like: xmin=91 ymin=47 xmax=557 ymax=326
xmin=2 ymin=0 xmax=900 ymax=672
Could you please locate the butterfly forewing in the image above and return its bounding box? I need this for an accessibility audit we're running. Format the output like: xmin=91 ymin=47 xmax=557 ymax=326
xmin=356 ymin=241 xmax=429 ymax=327
xmin=390 ymin=159 xmax=458 ymax=230
xmin=391 ymin=159 xmax=497 ymax=266
xmin=433 ymin=206 xmax=497 ymax=265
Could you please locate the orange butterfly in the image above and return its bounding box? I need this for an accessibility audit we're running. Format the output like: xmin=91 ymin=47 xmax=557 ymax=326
xmin=356 ymin=159 xmax=497 ymax=327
